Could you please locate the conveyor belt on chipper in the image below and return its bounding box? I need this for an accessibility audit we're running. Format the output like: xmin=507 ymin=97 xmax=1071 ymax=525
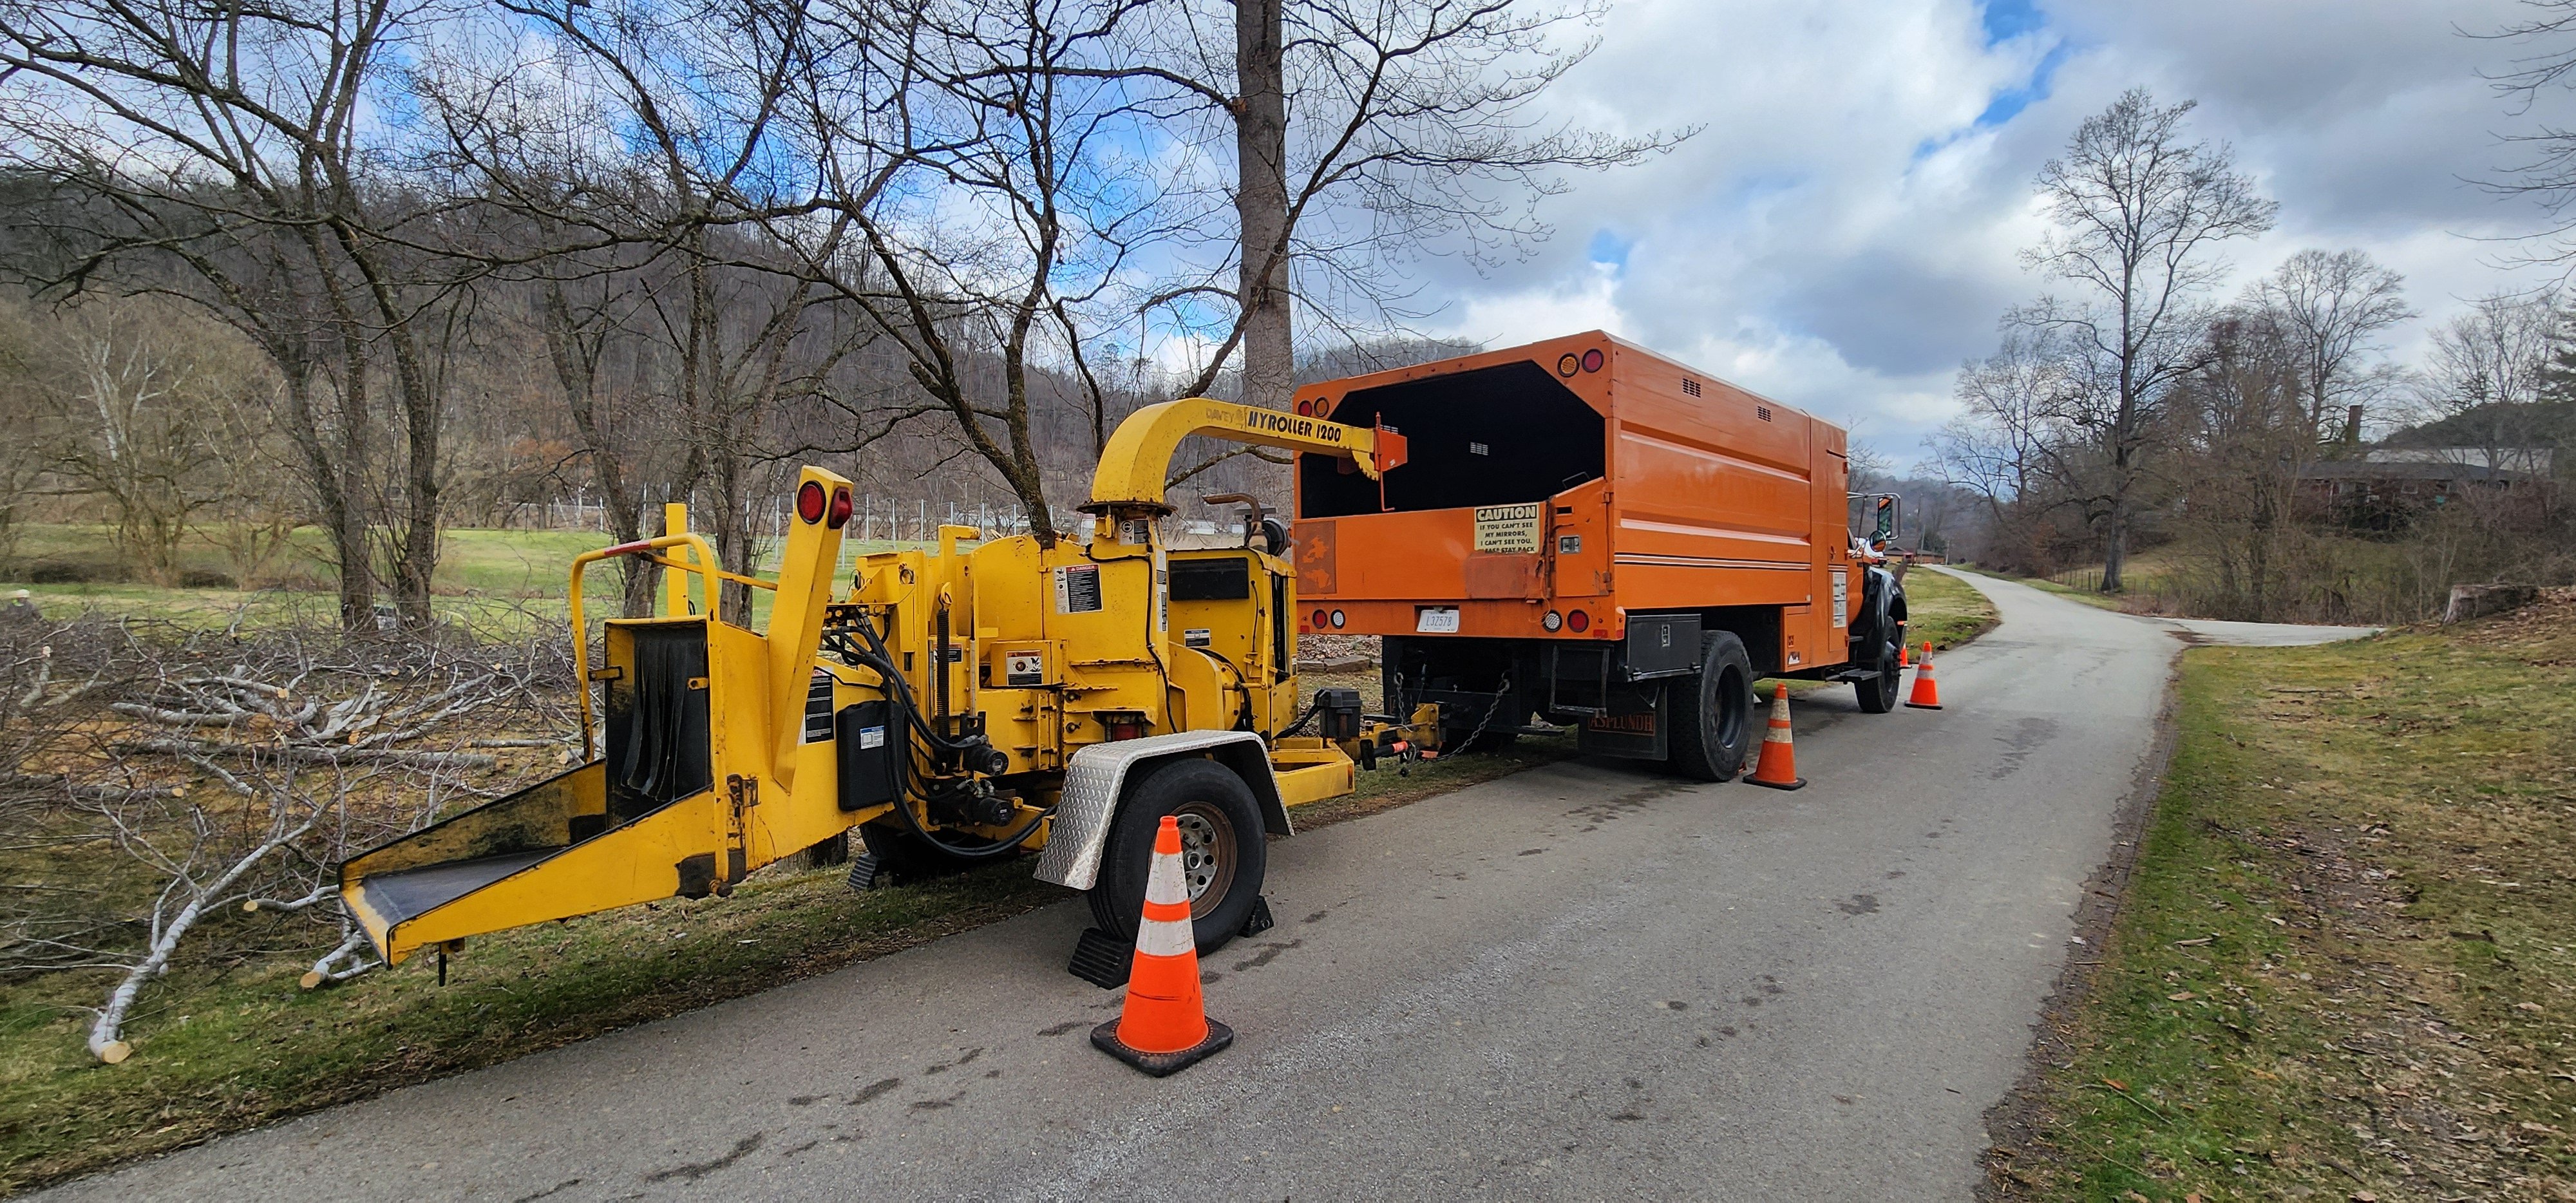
xmin=355 ymin=849 xmax=561 ymax=927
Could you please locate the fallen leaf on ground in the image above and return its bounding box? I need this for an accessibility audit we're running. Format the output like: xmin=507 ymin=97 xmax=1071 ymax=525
xmin=2169 ymin=991 xmax=2197 ymax=1001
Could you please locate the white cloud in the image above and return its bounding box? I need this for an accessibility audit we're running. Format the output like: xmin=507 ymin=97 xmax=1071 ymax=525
xmin=1392 ymin=0 xmax=2570 ymax=469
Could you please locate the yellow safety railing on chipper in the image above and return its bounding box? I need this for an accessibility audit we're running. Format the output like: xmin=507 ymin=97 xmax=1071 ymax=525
xmin=565 ymin=532 xmax=773 ymax=762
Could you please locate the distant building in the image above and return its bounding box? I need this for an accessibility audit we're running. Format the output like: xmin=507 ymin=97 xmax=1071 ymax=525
xmin=2299 ymin=447 xmax=2555 ymax=531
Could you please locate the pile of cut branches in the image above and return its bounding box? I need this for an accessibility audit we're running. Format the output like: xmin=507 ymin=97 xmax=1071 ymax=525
xmin=0 ymin=605 xmax=578 ymax=1061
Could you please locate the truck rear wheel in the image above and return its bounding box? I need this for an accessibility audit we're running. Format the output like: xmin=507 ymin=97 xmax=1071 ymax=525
xmin=1086 ymin=758 xmax=1266 ymax=954
xmin=1856 ymin=639 xmax=1901 ymax=714
xmin=1666 ymin=632 xmax=1755 ymax=781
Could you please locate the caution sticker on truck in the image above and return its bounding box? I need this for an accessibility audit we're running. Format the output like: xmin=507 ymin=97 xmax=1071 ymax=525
xmin=1472 ymin=503 xmax=1542 ymax=554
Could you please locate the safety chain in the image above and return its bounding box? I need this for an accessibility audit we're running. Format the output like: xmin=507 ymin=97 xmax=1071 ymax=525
xmin=1454 ymin=672 xmax=1513 ymax=752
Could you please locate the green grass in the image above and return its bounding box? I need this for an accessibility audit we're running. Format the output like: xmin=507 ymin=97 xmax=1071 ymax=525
xmin=1987 ymin=601 xmax=2576 ymax=1200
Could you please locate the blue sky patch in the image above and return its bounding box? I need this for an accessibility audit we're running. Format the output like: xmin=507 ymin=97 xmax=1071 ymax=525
xmin=1588 ymin=229 xmax=1633 ymax=270
xmin=1979 ymin=0 xmax=2045 ymax=46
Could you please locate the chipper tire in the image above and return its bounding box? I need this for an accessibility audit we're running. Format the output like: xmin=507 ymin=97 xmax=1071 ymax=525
xmin=1665 ymin=632 xmax=1756 ymax=782
xmin=1856 ymin=638 xmax=1902 ymax=714
xmin=1087 ymin=758 xmax=1266 ymax=954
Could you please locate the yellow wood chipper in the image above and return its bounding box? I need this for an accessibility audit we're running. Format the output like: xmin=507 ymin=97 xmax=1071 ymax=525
xmin=336 ymin=400 xmax=1412 ymax=982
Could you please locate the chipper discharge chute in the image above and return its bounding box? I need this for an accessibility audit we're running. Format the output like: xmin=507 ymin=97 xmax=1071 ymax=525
xmin=339 ymin=399 xmax=1413 ymax=972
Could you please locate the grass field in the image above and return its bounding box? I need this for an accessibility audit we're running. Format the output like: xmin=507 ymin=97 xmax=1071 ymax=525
xmin=1985 ymin=596 xmax=2576 ymax=1201
xmin=2 ymin=524 xmax=950 ymax=634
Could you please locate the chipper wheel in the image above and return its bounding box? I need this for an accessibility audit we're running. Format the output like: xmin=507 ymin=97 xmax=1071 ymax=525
xmin=1086 ymin=759 xmax=1267 ymax=954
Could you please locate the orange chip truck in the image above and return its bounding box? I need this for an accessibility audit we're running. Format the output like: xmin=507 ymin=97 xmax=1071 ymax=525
xmin=1291 ymin=332 xmax=1909 ymax=781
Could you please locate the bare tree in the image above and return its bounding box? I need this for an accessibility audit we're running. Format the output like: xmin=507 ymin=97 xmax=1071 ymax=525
xmin=2245 ymin=248 xmax=2414 ymax=439
xmin=1932 ymin=325 xmax=2098 ymax=574
xmin=2421 ymin=287 xmax=2559 ymax=472
xmin=1156 ymin=1 xmax=1683 ymax=414
xmin=2167 ymin=310 xmax=2315 ymax=620
xmin=2476 ymin=0 xmax=2576 ymax=262
xmin=0 ymin=0 xmax=484 ymax=627
xmin=2018 ymin=88 xmax=2276 ymax=591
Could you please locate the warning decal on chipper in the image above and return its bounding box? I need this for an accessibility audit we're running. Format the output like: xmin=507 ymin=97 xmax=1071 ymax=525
xmin=1054 ymin=564 xmax=1103 ymax=614
xmin=1473 ymin=503 xmax=1542 ymax=554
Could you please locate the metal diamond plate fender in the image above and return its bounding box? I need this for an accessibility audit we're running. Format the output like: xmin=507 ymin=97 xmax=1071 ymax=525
xmin=1032 ymin=730 xmax=1292 ymax=891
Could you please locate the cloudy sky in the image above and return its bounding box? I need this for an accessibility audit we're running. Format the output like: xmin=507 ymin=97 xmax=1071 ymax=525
xmin=1398 ymin=0 xmax=2564 ymax=468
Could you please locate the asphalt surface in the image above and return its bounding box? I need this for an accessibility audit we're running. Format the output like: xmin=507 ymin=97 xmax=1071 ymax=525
xmin=42 ymin=571 xmax=2374 ymax=1202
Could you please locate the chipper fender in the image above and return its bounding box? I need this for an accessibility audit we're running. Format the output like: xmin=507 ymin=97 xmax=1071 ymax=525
xmin=1031 ymin=730 xmax=1291 ymax=892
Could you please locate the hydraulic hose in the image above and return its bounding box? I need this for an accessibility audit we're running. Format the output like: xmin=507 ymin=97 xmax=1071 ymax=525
xmin=846 ymin=607 xmax=1050 ymax=860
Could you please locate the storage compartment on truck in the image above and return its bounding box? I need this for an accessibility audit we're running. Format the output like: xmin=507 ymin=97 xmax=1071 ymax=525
xmin=1300 ymin=360 xmax=1604 ymax=518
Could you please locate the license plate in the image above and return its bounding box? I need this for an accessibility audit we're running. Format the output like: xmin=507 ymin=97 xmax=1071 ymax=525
xmin=1415 ymin=607 xmax=1461 ymax=634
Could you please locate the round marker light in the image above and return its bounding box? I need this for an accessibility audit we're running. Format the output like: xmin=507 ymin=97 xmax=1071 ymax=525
xmin=1295 ymin=399 xmax=1312 ymax=415
xmin=1331 ymin=609 xmax=1346 ymax=629
xmin=795 ymin=480 xmax=826 ymax=524
xmin=826 ymin=485 xmax=853 ymax=529
xmin=1311 ymin=608 xmax=1328 ymax=630
xmin=1542 ymin=610 xmax=1562 ymax=632
xmin=1556 ymin=353 xmax=1580 ymax=377
xmin=1566 ymin=609 xmax=1591 ymax=632
xmin=1580 ymin=348 xmax=1604 ymax=373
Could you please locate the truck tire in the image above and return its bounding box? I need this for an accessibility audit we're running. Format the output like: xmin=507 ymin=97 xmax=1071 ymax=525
xmin=1856 ymin=639 xmax=1901 ymax=714
xmin=1086 ymin=757 xmax=1267 ymax=954
xmin=1666 ymin=632 xmax=1756 ymax=781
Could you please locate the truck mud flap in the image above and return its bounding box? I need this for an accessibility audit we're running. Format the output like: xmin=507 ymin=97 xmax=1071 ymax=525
xmin=1577 ymin=686 xmax=1669 ymax=761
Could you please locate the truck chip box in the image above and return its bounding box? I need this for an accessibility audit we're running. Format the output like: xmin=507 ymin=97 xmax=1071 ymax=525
xmin=1291 ymin=332 xmax=1908 ymax=780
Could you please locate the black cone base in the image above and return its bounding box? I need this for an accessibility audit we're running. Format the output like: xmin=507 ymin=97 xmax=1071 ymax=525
xmin=1746 ymin=775 xmax=1807 ymax=791
xmin=1092 ymin=1018 xmax=1234 ymax=1077
xmin=1904 ymin=701 xmax=1944 ymax=710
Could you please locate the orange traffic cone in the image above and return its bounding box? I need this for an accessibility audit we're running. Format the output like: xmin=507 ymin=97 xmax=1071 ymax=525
xmin=1897 ymin=640 xmax=1910 ymax=669
xmin=1745 ymin=683 xmax=1806 ymax=791
xmin=1904 ymin=642 xmax=1944 ymax=710
xmin=1092 ymin=815 xmax=1234 ymax=1075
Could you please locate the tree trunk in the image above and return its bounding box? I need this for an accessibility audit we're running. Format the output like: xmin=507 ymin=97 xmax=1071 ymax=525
xmin=2101 ymin=492 xmax=2129 ymax=593
xmin=1235 ymin=0 xmax=1291 ymax=412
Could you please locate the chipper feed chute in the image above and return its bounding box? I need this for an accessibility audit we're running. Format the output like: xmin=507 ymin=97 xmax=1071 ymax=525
xmin=338 ymin=468 xmax=855 ymax=965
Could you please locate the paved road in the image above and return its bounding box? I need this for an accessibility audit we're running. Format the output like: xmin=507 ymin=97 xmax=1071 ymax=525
xmin=44 ymin=572 xmax=2357 ymax=1202
xmin=2148 ymin=615 xmax=2380 ymax=647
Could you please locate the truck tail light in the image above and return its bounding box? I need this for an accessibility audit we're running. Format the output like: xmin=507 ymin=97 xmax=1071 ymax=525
xmin=1310 ymin=608 xmax=1327 ymax=630
xmin=1567 ymin=609 xmax=1590 ymax=632
xmin=1330 ymin=609 xmax=1346 ymax=628
xmin=1580 ymin=348 xmax=1604 ymax=372
xmin=795 ymin=480 xmax=826 ymax=524
xmin=1542 ymin=610 xmax=1562 ymax=632
xmin=826 ymin=485 xmax=853 ymax=529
